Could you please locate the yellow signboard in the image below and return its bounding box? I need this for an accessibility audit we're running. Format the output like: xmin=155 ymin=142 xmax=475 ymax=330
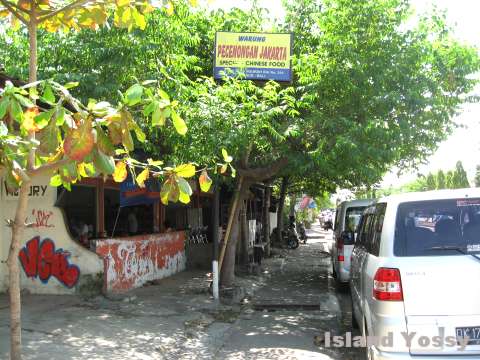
xmin=214 ymin=32 xmax=293 ymax=82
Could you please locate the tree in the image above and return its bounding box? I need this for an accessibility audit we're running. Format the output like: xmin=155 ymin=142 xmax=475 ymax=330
xmin=452 ymin=160 xmax=470 ymax=188
xmin=436 ymin=170 xmax=446 ymax=189
xmin=446 ymin=170 xmax=455 ymax=189
xmin=0 ymin=1 xmax=209 ymax=359
xmin=426 ymin=173 xmax=436 ymax=190
xmin=474 ymin=165 xmax=480 ymax=187
xmin=5 ymin=0 xmax=478 ymax=290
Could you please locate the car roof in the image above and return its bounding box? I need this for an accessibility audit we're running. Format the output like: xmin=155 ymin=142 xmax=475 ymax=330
xmin=338 ymin=199 xmax=375 ymax=208
xmin=377 ymin=188 xmax=480 ymax=206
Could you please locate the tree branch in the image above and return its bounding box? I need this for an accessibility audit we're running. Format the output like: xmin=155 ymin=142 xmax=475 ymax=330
xmin=28 ymin=159 xmax=71 ymax=178
xmin=37 ymin=0 xmax=94 ymax=23
xmin=0 ymin=0 xmax=28 ymax=24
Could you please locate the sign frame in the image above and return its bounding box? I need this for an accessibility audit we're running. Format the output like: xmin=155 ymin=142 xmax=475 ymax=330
xmin=213 ymin=31 xmax=294 ymax=83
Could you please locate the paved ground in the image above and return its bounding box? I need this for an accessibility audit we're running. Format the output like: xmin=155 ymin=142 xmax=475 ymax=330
xmin=0 ymin=223 xmax=362 ymax=359
xmin=216 ymin=225 xmax=362 ymax=360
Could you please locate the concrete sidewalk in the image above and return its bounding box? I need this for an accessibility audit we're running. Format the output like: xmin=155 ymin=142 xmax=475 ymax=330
xmin=0 ymin=269 xmax=266 ymax=360
xmin=0 ymin=223 xmax=351 ymax=360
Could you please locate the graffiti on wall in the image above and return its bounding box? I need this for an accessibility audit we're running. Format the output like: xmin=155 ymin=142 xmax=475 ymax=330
xmin=18 ymin=237 xmax=80 ymax=288
xmin=30 ymin=209 xmax=55 ymax=228
xmin=96 ymin=232 xmax=186 ymax=292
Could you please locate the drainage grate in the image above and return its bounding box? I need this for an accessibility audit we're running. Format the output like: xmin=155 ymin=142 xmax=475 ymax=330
xmin=253 ymin=303 xmax=320 ymax=312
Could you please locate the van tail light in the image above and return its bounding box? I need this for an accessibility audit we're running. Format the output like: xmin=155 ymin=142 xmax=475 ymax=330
xmin=373 ymin=268 xmax=403 ymax=301
xmin=337 ymin=238 xmax=344 ymax=262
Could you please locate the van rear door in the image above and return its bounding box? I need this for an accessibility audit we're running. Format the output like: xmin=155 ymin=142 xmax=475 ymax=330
xmin=394 ymin=198 xmax=480 ymax=355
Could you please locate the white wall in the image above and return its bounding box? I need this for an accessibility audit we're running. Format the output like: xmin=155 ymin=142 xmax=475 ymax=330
xmin=0 ymin=175 xmax=103 ymax=294
xmin=269 ymin=212 xmax=277 ymax=233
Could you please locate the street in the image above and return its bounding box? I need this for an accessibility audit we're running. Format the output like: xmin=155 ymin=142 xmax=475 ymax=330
xmin=0 ymin=222 xmax=362 ymax=359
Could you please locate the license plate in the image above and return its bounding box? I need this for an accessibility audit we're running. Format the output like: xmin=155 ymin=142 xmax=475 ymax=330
xmin=456 ymin=327 xmax=480 ymax=345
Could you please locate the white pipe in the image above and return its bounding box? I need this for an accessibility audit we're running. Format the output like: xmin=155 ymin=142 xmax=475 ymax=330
xmin=212 ymin=260 xmax=219 ymax=300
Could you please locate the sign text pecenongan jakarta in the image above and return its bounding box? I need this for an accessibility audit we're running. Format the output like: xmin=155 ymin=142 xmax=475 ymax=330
xmin=214 ymin=32 xmax=293 ymax=82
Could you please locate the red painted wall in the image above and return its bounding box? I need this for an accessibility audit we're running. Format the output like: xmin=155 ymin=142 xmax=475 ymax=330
xmin=95 ymin=231 xmax=186 ymax=292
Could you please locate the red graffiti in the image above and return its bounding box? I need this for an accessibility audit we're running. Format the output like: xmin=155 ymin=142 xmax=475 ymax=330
xmin=19 ymin=237 xmax=80 ymax=288
xmin=31 ymin=209 xmax=54 ymax=228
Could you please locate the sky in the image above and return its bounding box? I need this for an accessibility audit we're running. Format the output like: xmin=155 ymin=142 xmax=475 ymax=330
xmin=205 ymin=0 xmax=480 ymax=187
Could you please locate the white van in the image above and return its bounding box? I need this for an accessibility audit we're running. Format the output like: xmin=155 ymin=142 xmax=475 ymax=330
xmin=350 ymin=189 xmax=480 ymax=359
xmin=332 ymin=199 xmax=374 ymax=283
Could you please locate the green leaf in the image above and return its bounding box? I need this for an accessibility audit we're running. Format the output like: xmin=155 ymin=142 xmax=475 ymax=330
xmin=38 ymin=116 xmax=60 ymax=154
xmin=179 ymin=191 xmax=190 ymax=204
xmin=143 ymin=101 xmax=155 ymax=116
xmin=177 ymin=176 xmax=192 ymax=195
xmin=124 ymin=84 xmax=143 ymax=106
xmin=55 ymin=107 xmax=65 ymax=126
xmin=64 ymin=82 xmax=79 ymax=89
xmin=0 ymin=99 xmax=8 ymax=119
xmin=0 ymin=121 xmax=8 ymax=136
xmin=96 ymin=125 xmax=115 ymax=156
xmin=158 ymin=89 xmax=170 ymax=100
xmin=147 ymin=158 xmax=163 ymax=167
xmin=131 ymin=122 xmax=146 ymax=142
xmin=171 ymin=110 xmax=187 ymax=135
xmin=10 ymin=100 xmax=23 ymax=122
xmin=14 ymin=94 xmax=34 ymax=108
xmin=136 ymin=168 xmax=149 ymax=187
xmin=50 ymin=174 xmax=62 ymax=187
xmin=43 ymin=84 xmax=55 ymax=104
xmin=174 ymin=163 xmax=195 ymax=178
xmin=34 ymin=109 xmax=53 ymax=129
xmin=29 ymin=87 xmax=39 ymax=100
xmin=222 ymin=148 xmax=233 ymax=163
xmin=93 ymin=149 xmax=115 ymax=175
xmin=199 ymin=170 xmax=212 ymax=192
xmin=152 ymin=104 xmax=166 ymax=127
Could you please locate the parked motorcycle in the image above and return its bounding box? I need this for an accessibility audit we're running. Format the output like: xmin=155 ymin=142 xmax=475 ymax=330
xmin=296 ymin=222 xmax=307 ymax=244
xmin=270 ymin=224 xmax=299 ymax=250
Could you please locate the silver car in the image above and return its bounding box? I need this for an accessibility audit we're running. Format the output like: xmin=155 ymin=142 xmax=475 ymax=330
xmin=332 ymin=199 xmax=374 ymax=283
xmin=350 ymin=189 xmax=480 ymax=359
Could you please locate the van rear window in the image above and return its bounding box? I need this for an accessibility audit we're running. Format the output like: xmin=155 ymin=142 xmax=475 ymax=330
xmin=394 ymin=198 xmax=480 ymax=256
xmin=345 ymin=207 xmax=366 ymax=232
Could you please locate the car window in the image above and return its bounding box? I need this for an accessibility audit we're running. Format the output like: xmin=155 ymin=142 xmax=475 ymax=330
xmin=345 ymin=206 xmax=366 ymax=233
xmin=394 ymin=198 xmax=480 ymax=256
xmin=355 ymin=215 xmax=366 ymax=245
xmin=369 ymin=203 xmax=386 ymax=256
xmin=334 ymin=209 xmax=340 ymax=230
xmin=357 ymin=212 xmax=374 ymax=248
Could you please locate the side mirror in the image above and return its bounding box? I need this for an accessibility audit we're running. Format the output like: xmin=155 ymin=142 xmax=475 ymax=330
xmin=340 ymin=231 xmax=355 ymax=245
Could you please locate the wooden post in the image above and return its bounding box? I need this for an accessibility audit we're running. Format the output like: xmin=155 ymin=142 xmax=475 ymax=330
xmin=153 ymin=201 xmax=160 ymax=232
xmin=97 ymin=178 xmax=105 ymax=237
xmin=159 ymin=203 xmax=166 ymax=232
xmin=263 ymin=184 xmax=271 ymax=257
xmin=218 ymin=176 xmax=244 ymax=272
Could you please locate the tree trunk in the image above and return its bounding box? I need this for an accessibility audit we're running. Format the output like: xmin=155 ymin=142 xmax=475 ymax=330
xmin=7 ymin=182 xmax=31 ymax=360
xmin=263 ymin=184 xmax=271 ymax=257
xmin=220 ymin=180 xmax=250 ymax=287
xmin=289 ymin=193 xmax=297 ymax=216
xmin=220 ymin=158 xmax=288 ymax=287
xmin=276 ymin=177 xmax=289 ymax=244
xmin=28 ymin=19 xmax=38 ymax=83
xmin=8 ymin=15 xmax=38 ymax=360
